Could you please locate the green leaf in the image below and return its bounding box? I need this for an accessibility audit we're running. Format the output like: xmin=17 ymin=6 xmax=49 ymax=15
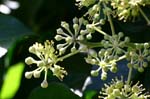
xmin=0 ymin=14 xmax=32 ymax=48
xmin=0 ymin=62 xmax=24 ymax=99
xmin=84 ymin=90 xmax=97 ymax=99
xmin=28 ymin=82 xmax=82 ymax=99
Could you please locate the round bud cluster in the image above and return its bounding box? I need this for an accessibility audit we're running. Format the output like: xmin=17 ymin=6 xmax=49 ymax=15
xmin=55 ymin=17 xmax=90 ymax=55
xmin=25 ymin=40 xmax=67 ymax=88
xmin=99 ymin=77 xmax=150 ymax=99
xmin=85 ymin=49 xmax=118 ymax=80
xmin=126 ymin=43 xmax=150 ymax=72
xmin=101 ymin=32 xmax=130 ymax=60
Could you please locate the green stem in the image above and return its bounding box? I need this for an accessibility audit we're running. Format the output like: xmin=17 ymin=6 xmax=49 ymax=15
xmin=57 ymin=50 xmax=80 ymax=62
xmin=138 ymin=6 xmax=150 ymax=26
xmin=93 ymin=26 xmax=108 ymax=36
xmin=80 ymin=40 xmax=103 ymax=48
xmin=116 ymin=55 xmax=126 ymax=61
xmin=127 ymin=67 xmax=132 ymax=85
xmin=103 ymin=3 xmax=115 ymax=35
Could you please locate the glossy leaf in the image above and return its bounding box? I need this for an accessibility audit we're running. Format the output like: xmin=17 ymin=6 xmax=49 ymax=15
xmin=28 ymin=82 xmax=82 ymax=99
xmin=0 ymin=62 xmax=24 ymax=99
xmin=0 ymin=14 xmax=32 ymax=48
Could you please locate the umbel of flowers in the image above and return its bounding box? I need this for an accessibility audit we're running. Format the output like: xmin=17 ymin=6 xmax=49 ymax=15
xmin=25 ymin=0 xmax=150 ymax=98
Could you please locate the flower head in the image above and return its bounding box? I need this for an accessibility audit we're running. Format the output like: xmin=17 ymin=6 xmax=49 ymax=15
xmin=25 ymin=40 xmax=67 ymax=88
xmin=99 ymin=77 xmax=150 ymax=99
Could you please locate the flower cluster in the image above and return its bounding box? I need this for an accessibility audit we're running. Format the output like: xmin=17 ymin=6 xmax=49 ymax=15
xmin=127 ymin=43 xmax=150 ymax=72
xmin=99 ymin=77 xmax=150 ymax=99
xmin=101 ymin=32 xmax=130 ymax=59
xmin=85 ymin=49 xmax=118 ymax=80
xmin=55 ymin=17 xmax=90 ymax=54
xmin=110 ymin=0 xmax=148 ymax=22
xmin=75 ymin=0 xmax=96 ymax=7
xmin=25 ymin=40 xmax=67 ymax=88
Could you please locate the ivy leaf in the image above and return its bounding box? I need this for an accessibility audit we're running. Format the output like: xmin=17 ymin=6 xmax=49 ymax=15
xmin=0 ymin=62 xmax=24 ymax=99
xmin=28 ymin=82 xmax=82 ymax=99
xmin=0 ymin=14 xmax=32 ymax=48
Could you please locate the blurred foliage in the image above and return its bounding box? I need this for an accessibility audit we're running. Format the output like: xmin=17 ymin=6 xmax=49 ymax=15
xmin=0 ymin=0 xmax=150 ymax=99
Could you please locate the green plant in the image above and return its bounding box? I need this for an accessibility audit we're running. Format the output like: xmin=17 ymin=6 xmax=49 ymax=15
xmin=1 ymin=0 xmax=150 ymax=99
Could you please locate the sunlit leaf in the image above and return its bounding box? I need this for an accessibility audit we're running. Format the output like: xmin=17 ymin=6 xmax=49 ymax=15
xmin=0 ymin=62 xmax=24 ymax=99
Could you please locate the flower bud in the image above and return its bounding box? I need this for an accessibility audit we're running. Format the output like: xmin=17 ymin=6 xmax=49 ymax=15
xmin=29 ymin=46 xmax=36 ymax=53
xmin=55 ymin=35 xmax=64 ymax=41
xmin=61 ymin=21 xmax=69 ymax=29
xmin=138 ymin=67 xmax=144 ymax=72
xmin=118 ymin=32 xmax=124 ymax=38
xmin=101 ymin=72 xmax=107 ymax=80
xmin=77 ymin=35 xmax=84 ymax=41
xmin=73 ymin=17 xmax=78 ymax=24
xmin=37 ymin=61 xmax=45 ymax=67
xmin=113 ymin=89 xmax=120 ymax=96
xmin=71 ymin=46 xmax=77 ymax=53
xmin=100 ymin=19 xmax=105 ymax=25
xmin=57 ymin=28 xmax=64 ymax=34
xmin=73 ymin=24 xmax=79 ymax=30
xmin=86 ymin=34 xmax=92 ymax=40
xmin=132 ymin=85 xmax=140 ymax=93
xmin=25 ymin=57 xmax=35 ymax=65
xmin=41 ymin=80 xmax=48 ymax=88
xmin=57 ymin=44 xmax=64 ymax=49
xmin=144 ymin=43 xmax=149 ymax=48
xmin=33 ymin=70 xmax=41 ymax=78
xmin=65 ymin=36 xmax=72 ymax=43
xmin=25 ymin=71 xmax=33 ymax=79
xmin=91 ymin=70 xmax=99 ymax=77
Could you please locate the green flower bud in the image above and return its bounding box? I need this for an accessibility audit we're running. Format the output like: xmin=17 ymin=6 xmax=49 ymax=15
xmin=61 ymin=21 xmax=69 ymax=29
xmin=37 ymin=61 xmax=45 ymax=67
xmin=143 ymin=62 xmax=148 ymax=67
xmin=94 ymin=13 xmax=100 ymax=20
xmin=91 ymin=70 xmax=99 ymax=77
xmin=33 ymin=70 xmax=41 ymax=78
xmin=73 ymin=17 xmax=78 ymax=24
xmin=132 ymin=85 xmax=140 ymax=93
xmin=71 ymin=46 xmax=77 ymax=53
xmin=89 ymin=50 xmax=97 ymax=58
xmin=65 ymin=36 xmax=72 ymax=43
xmin=144 ymin=43 xmax=149 ymax=48
xmin=118 ymin=32 xmax=124 ymax=38
xmin=100 ymin=19 xmax=105 ymax=25
xmin=55 ymin=35 xmax=64 ymax=41
xmin=127 ymin=63 xmax=132 ymax=68
xmin=25 ymin=71 xmax=33 ymax=79
xmin=101 ymin=72 xmax=107 ymax=80
xmin=57 ymin=44 xmax=64 ymax=49
xmin=110 ymin=66 xmax=118 ymax=73
xmin=57 ymin=28 xmax=64 ymax=34
xmin=124 ymin=37 xmax=130 ymax=43
xmin=77 ymin=35 xmax=84 ymax=40
xmin=86 ymin=33 xmax=92 ymax=40
xmin=147 ymin=56 xmax=150 ymax=61
xmin=113 ymin=89 xmax=120 ymax=96
xmin=59 ymin=48 xmax=66 ymax=55
xmin=106 ymin=87 xmax=113 ymax=94
xmin=138 ymin=67 xmax=144 ymax=72
xmin=25 ymin=57 xmax=35 ymax=65
xmin=124 ymin=85 xmax=131 ymax=92
xmin=116 ymin=81 xmax=124 ymax=89
xmin=41 ymin=80 xmax=48 ymax=88
xmin=73 ymin=24 xmax=79 ymax=30
xmin=29 ymin=46 xmax=36 ymax=54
